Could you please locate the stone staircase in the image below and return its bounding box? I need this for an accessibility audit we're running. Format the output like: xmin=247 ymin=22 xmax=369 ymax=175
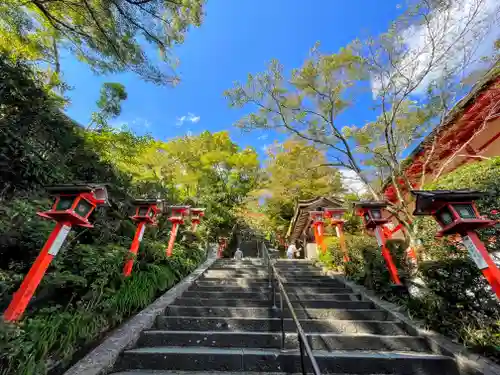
xmin=111 ymin=259 xmax=463 ymax=375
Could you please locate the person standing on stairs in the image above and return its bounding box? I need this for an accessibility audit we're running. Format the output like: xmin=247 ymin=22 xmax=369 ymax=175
xmin=287 ymin=242 xmax=297 ymax=259
xmin=233 ymin=247 xmax=243 ymax=260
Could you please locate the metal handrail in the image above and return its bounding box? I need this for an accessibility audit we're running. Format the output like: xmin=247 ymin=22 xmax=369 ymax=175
xmin=261 ymin=243 xmax=322 ymax=375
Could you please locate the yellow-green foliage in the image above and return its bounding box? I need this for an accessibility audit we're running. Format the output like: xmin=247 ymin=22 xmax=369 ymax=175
xmin=0 ymin=55 xmax=229 ymax=375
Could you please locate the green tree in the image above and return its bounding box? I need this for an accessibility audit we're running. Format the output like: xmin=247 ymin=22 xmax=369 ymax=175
xmin=0 ymin=0 xmax=206 ymax=85
xmin=160 ymin=131 xmax=260 ymax=239
xmin=88 ymin=82 xmax=128 ymax=130
xmin=224 ymin=45 xmax=374 ymax=195
xmin=84 ymin=129 xmax=260 ymax=240
xmin=241 ymin=138 xmax=343 ymax=238
xmin=225 ymin=0 xmax=499 ymax=243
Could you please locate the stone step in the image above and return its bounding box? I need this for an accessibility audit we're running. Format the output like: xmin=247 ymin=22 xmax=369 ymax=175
xmin=198 ymin=276 xmax=346 ymax=284
xmin=165 ymin=306 xmax=389 ymax=320
xmin=155 ymin=317 xmax=407 ymax=335
xmin=137 ymin=331 xmax=435 ymax=353
xmin=275 ymin=264 xmax=318 ymax=267
xmin=214 ymin=261 xmax=266 ymax=265
xmin=196 ymin=279 xmax=346 ymax=287
xmin=181 ymin=291 xmax=362 ymax=301
xmin=112 ymin=372 xmax=390 ymax=375
xmin=111 ymin=372 xmax=392 ymax=375
xmin=195 ymin=280 xmax=271 ymax=287
xmin=172 ymin=298 xmax=373 ymax=309
xmin=198 ymin=276 xmax=270 ymax=281
xmin=208 ymin=265 xmax=268 ymax=269
xmin=279 ymin=271 xmax=325 ymax=277
xmin=202 ymin=271 xmax=270 ymax=277
xmin=279 ymin=275 xmax=344 ymax=282
xmin=187 ymin=285 xmax=353 ymax=294
xmin=115 ymin=347 xmax=458 ymax=374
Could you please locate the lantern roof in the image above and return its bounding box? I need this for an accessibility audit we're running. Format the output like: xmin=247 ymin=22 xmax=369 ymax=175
xmin=45 ymin=183 xmax=108 ymax=205
xmin=46 ymin=184 xmax=95 ymax=194
xmin=411 ymin=189 xmax=489 ymax=215
xmin=167 ymin=205 xmax=191 ymax=215
xmin=133 ymin=198 xmax=163 ymax=206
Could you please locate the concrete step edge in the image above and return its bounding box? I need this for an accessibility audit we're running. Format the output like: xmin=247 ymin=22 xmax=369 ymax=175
xmin=157 ymin=316 xmax=400 ymax=323
xmin=124 ymin=346 xmax=451 ymax=359
xmin=142 ymin=330 xmax=418 ymax=339
xmin=165 ymin=308 xmax=383 ymax=315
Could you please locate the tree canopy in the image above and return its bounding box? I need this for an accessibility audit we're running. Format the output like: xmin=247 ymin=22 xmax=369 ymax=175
xmin=225 ymin=0 xmax=500 ymax=234
xmin=0 ymin=0 xmax=206 ymax=85
xmin=238 ymin=138 xmax=343 ymax=238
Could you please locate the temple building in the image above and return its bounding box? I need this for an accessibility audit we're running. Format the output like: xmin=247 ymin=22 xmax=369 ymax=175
xmin=384 ymin=64 xmax=500 ymax=202
xmin=286 ymin=196 xmax=344 ymax=259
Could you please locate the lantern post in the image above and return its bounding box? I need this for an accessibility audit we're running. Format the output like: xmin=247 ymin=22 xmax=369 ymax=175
xmin=190 ymin=208 xmax=205 ymax=232
xmin=412 ymin=190 xmax=500 ymax=299
xmin=166 ymin=206 xmax=190 ymax=257
xmin=217 ymin=237 xmax=228 ymax=258
xmin=309 ymin=211 xmax=327 ymax=255
xmin=123 ymin=199 xmax=163 ymax=277
xmin=324 ymin=207 xmax=349 ymax=262
xmin=4 ymin=184 xmax=108 ymax=322
xmin=381 ymin=222 xmax=418 ymax=265
xmin=354 ymin=201 xmax=403 ymax=286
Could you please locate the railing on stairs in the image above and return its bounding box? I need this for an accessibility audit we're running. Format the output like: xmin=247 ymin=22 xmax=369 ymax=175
xmin=261 ymin=242 xmax=322 ymax=375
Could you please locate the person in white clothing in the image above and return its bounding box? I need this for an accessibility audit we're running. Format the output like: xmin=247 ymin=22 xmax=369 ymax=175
xmin=234 ymin=248 xmax=243 ymax=260
xmin=287 ymin=243 xmax=297 ymax=259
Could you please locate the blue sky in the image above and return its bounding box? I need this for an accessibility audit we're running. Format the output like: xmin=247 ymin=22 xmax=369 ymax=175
xmin=63 ymin=1 xmax=403 ymax=160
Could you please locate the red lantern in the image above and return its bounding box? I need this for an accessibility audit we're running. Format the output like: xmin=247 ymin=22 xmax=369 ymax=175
xmin=412 ymin=189 xmax=500 ymax=299
xmin=309 ymin=211 xmax=327 ymax=255
xmin=190 ymin=208 xmax=205 ymax=232
xmin=123 ymin=199 xmax=164 ymax=277
xmin=324 ymin=207 xmax=349 ymax=262
xmin=166 ymin=206 xmax=190 ymax=257
xmin=4 ymin=184 xmax=109 ymax=322
xmin=217 ymin=237 xmax=228 ymax=258
xmin=354 ymin=201 xmax=402 ymax=286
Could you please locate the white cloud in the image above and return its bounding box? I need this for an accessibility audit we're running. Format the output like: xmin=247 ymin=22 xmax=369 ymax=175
xmin=176 ymin=112 xmax=201 ymax=127
xmin=371 ymin=0 xmax=499 ymax=96
xmin=340 ymin=169 xmax=367 ymax=195
xmin=257 ymin=134 xmax=268 ymax=140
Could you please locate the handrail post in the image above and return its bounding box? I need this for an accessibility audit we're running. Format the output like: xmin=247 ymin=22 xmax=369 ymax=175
xmin=280 ymin=289 xmax=285 ymax=350
xmin=272 ymin=270 xmax=277 ymax=309
xmin=299 ymin=335 xmax=306 ymax=375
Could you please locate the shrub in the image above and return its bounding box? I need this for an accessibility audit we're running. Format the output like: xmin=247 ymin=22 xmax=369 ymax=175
xmin=322 ymin=233 xmax=408 ymax=297
xmin=407 ymin=157 xmax=500 ymax=361
xmin=0 ymin=232 xmax=204 ymax=375
xmin=331 ymin=157 xmax=500 ymax=362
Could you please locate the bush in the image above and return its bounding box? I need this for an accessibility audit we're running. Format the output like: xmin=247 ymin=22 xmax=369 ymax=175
xmin=0 ymin=56 xmax=209 ymax=375
xmin=0 ymin=219 xmax=205 ymax=375
xmin=322 ymin=234 xmax=408 ymax=297
xmin=329 ymin=157 xmax=500 ymax=362
xmin=408 ymin=157 xmax=500 ymax=361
